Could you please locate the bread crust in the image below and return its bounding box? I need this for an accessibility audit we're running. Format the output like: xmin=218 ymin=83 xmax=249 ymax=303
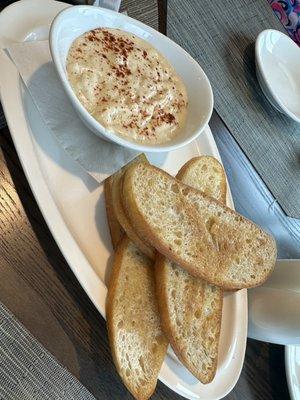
xmin=122 ymin=163 xmax=277 ymax=290
xmin=112 ymin=169 xmax=155 ymax=260
xmin=107 ymin=154 xmax=155 ymax=259
xmin=104 ymin=175 xmax=124 ymax=249
xmin=104 ymin=154 xmax=149 ymax=251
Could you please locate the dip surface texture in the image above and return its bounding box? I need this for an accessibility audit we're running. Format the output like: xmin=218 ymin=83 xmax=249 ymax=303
xmin=66 ymin=28 xmax=187 ymax=144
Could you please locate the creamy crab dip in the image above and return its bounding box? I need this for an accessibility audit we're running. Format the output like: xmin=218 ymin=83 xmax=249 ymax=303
xmin=66 ymin=28 xmax=187 ymax=145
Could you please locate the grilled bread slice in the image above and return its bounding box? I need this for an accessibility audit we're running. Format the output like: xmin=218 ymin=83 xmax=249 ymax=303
xmin=106 ymin=237 xmax=168 ymax=400
xmin=122 ymin=162 xmax=276 ymax=290
xmin=155 ymin=156 xmax=225 ymax=383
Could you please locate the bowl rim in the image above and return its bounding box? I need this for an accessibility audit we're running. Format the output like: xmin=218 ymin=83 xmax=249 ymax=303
xmin=255 ymin=28 xmax=300 ymax=124
xmin=49 ymin=5 xmax=214 ymax=153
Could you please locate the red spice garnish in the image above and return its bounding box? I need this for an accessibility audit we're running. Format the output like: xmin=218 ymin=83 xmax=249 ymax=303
xmin=163 ymin=113 xmax=175 ymax=123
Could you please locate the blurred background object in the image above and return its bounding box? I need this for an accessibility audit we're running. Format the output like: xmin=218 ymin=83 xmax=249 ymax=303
xmin=269 ymin=0 xmax=300 ymax=45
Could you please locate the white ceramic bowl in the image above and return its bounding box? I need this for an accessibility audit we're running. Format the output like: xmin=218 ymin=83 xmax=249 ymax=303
xmin=49 ymin=5 xmax=214 ymax=153
xmin=255 ymin=29 xmax=300 ymax=123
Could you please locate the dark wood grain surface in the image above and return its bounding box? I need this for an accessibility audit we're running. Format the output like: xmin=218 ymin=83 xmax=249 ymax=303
xmin=0 ymin=0 xmax=292 ymax=399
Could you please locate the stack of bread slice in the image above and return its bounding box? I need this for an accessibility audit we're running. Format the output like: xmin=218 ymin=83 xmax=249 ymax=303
xmin=105 ymin=155 xmax=276 ymax=400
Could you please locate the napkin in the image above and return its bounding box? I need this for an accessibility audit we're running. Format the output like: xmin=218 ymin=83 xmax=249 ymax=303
xmin=7 ymin=41 xmax=139 ymax=183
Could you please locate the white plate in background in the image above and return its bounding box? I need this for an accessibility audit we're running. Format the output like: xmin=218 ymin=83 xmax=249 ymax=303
xmin=0 ymin=1 xmax=247 ymax=399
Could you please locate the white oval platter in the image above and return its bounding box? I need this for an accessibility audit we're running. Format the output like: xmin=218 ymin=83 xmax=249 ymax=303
xmin=0 ymin=1 xmax=247 ymax=399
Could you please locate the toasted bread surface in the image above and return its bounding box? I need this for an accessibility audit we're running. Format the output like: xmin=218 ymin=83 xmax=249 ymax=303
xmin=156 ymin=255 xmax=223 ymax=383
xmin=176 ymin=156 xmax=227 ymax=204
xmin=106 ymin=237 xmax=168 ymax=400
xmin=122 ymin=163 xmax=277 ymax=290
xmin=155 ymin=156 xmax=225 ymax=383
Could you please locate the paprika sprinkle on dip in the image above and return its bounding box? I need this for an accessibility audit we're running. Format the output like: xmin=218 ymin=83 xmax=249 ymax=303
xmin=66 ymin=28 xmax=187 ymax=145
